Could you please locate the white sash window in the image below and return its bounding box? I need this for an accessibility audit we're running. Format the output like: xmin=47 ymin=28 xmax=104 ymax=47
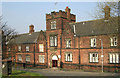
xmin=26 ymin=46 xmax=29 ymax=52
xmin=66 ymin=39 xmax=71 ymax=48
xmin=39 ymin=44 xmax=44 ymax=52
xmin=91 ymin=38 xmax=96 ymax=47
xmin=39 ymin=55 xmax=45 ymax=63
xmin=89 ymin=53 xmax=98 ymax=63
xmin=18 ymin=46 xmax=21 ymax=51
xmin=26 ymin=55 xmax=30 ymax=62
xmin=65 ymin=52 xmax=72 ymax=62
xmin=109 ymin=53 xmax=119 ymax=63
xmin=18 ymin=54 xmax=22 ymax=61
xmin=110 ymin=37 xmax=117 ymax=46
xmin=51 ymin=21 xmax=56 ymax=29
xmin=50 ymin=36 xmax=57 ymax=47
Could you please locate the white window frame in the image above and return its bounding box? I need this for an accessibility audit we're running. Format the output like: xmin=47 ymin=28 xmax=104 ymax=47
xmin=89 ymin=53 xmax=98 ymax=63
xmin=109 ymin=53 xmax=119 ymax=63
xmin=8 ymin=47 xmax=10 ymax=51
xmin=110 ymin=37 xmax=117 ymax=46
xmin=91 ymin=38 xmax=96 ymax=47
xmin=50 ymin=36 xmax=57 ymax=47
xmin=39 ymin=44 xmax=44 ymax=52
xmin=51 ymin=21 xmax=56 ymax=29
xmin=26 ymin=46 xmax=29 ymax=52
xmin=18 ymin=46 xmax=21 ymax=51
xmin=26 ymin=55 xmax=30 ymax=62
xmin=65 ymin=52 xmax=72 ymax=62
xmin=66 ymin=39 xmax=71 ymax=48
xmin=18 ymin=54 xmax=22 ymax=61
xmin=39 ymin=55 xmax=45 ymax=63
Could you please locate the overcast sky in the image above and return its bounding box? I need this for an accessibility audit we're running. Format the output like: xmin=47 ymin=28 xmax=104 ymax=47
xmin=2 ymin=2 xmax=97 ymax=34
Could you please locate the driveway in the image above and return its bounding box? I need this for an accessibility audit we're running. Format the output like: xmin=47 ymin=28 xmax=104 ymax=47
xmin=13 ymin=67 xmax=120 ymax=76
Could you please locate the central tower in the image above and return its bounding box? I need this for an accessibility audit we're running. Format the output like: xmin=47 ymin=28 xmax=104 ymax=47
xmin=46 ymin=7 xmax=76 ymax=68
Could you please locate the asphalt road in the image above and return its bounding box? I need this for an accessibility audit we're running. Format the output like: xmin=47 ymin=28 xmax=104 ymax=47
xmin=13 ymin=67 xmax=120 ymax=76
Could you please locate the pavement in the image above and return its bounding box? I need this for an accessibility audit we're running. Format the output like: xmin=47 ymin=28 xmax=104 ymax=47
xmin=13 ymin=67 xmax=120 ymax=76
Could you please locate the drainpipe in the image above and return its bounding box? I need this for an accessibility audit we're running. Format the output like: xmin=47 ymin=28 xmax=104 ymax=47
xmin=60 ymin=19 xmax=63 ymax=68
xmin=46 ymin=40 xmax=48 ymax=68
xmin=33 ymin=43 xmax=36 ymax=67
xmin=78 ymin=36 xmax=80 ymax=69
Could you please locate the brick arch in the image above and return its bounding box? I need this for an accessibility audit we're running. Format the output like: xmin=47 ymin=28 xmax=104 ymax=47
xmin=49 ymin=53 xmax=58 ymax=67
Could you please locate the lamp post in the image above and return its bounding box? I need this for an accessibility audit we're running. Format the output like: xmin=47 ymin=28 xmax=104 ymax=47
xmin=99 ymin=39 xmax=104 ymax=72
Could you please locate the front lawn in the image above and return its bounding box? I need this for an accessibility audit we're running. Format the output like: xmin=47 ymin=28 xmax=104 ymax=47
xmin=2 ymin=69 xmax=45 ymax=78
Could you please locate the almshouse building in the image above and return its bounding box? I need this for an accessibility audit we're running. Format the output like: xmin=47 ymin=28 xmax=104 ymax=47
xmin=5 ymin=6 xmax=120 ymax=72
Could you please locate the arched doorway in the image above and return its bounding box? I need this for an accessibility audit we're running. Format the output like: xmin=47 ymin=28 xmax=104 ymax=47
xmin=52 ymin=55 xmax=58 ymax=67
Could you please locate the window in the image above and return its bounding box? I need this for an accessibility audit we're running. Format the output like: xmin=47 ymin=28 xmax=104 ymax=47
xmin=26 ymin=46 xmax=29 ymax=51
xmin=66 ymin=39 xmax=71 ymax=48
xmin=65 ymin=52 xmax=72 ymax=62
xmin=39 ymin=55 xmax=45 ymax=63
xmin=51 ymin=21 xmax=56 ymax=29
xmin=18 ymin=46 xmax=21 ymax=51
xmin=39 ymin=44 xmax=44 ymax=52
xmin=89 ymin=53 xmax=98 ymax=63
xmin=8 ymin=47 xmax=10 ymax=52
xmin=50 ymin=36 xmax=57 ymax=47
xmin=91 ymin=38 xmax=96 ymax=47
xmin=18 ymin=54 xmax=22 ymax=61
xmin=110 ymin=37 xmax=117 ymax=46
xmin=26 ymin=55 xmax=30 ymax=62
xmin=109 ymin=53 xmax=119 ymax=63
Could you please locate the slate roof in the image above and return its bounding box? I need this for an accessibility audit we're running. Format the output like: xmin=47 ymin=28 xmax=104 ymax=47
xmin=69 ymin=17 xmax=119 ymax=36
xmin=9 ymin=31 xmax=41 ymax=44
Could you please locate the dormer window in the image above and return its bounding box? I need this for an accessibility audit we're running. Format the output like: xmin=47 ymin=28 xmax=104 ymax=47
xmin=110 ymin=37 xmax=117 ymax=46
xmin=51 ymin=21 xmax=56 ymax=29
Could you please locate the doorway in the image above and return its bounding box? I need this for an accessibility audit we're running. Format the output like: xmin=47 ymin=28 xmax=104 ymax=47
xmin=52 ymin=55 xmax=58 ymax=67
xmin=52 ymin=60 xmax=57 ymax=67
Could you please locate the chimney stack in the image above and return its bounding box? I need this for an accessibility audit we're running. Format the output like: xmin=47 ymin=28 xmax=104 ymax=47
xmin=65 ymin=6 xmax=71 ymax=20
xmin=29 ymin=24 xmax=34 ymax=34
xmin=104 ymin=5 xmax=110 ymax=20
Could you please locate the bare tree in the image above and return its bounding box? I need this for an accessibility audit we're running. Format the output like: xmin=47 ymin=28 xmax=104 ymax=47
xmin=94 ymin=2 xmax=119 ymax=19
xmin=0 ymin=16 xmax=18 ymax=59
xmin=0 ymin=16 xmax=18 ymax=45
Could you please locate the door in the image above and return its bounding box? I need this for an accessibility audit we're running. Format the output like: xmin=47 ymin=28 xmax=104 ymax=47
xmin=52 ymin=60 xmax=57 ymax=67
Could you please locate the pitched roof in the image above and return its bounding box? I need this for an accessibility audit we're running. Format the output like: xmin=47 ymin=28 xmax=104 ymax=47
xmin=69 ymin=17 xmax=119 ymax=36
xmin=9 ymin=31 xmax=41 ymax=44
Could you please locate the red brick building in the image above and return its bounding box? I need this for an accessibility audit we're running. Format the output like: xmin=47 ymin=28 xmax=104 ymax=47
xmin=6 ymin=6 xmax=120 ymax=72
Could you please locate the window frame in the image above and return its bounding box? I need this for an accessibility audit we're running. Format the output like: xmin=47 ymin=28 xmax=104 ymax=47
xmin=18 ymin=54 xmax=22 ymax=61
xmin=66 ymin=39 xmax=71 ymax=48
xmin=39 ymin=44 xmax=44 ymax=52
xmin=51 ymin=21 xmax=56 ymax=30
xmin=89 ymin=52 xmax=98 ymax=63
xmin=110 ymin=37 xmax=117 ymax=47
xmin=18 ymin=45 xmax=21 ymax=51
xmin=90 ymin=38 xmax=97 ymax=48
xmin=26 ymin=46 xmax=29 ymax=52
xmin=26 ymin=55 xmax=30 ymax=62
xmin=109 ymin=53 xmax=119 ymax=64
xmin=50 ymin=35 xmax=57 ymax=47
xmin=39 ymin=55 xmax=45 ymax=63
xmin=65 ymin=52 xmax=73 ymax=62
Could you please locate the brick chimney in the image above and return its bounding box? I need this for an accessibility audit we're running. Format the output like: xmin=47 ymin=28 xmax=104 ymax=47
xmin=104 ymin=5 xmax=110 ymax=20
xmin=65 ymin=6 xmax=71 ymax=20
xmin=29 ymin=24 xmax=34 ymax=34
